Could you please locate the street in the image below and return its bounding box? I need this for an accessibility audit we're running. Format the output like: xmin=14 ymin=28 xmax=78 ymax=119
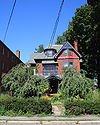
xmin=1 ymin=121 xmax=100 ymax=125
xmin=0 ymin=123 xmax=100 ymax=125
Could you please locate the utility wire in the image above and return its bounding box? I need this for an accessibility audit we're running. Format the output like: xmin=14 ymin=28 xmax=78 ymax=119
xmin=3 ymin=0 xmax=16 ymax=42
xmin=49 ymin=0 xmax=64 ymax=46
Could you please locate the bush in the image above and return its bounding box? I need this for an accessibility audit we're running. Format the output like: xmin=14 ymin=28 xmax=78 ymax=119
xmin=61 ymin=67 xmax=94 ymax=98
xmin=2 ymin=64 xmax=49 ymax=97
xmin=64 ymin=98 xmax=100 ymax=115
xmin=0 ymin=95 xmax=52 ymax=115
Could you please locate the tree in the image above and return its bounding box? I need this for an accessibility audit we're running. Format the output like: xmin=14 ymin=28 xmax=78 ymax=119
xmin=35 ymin=44 xmax=44 ymax=53
xmin=2 ymin=64 xmax=49 ymax=97
xmin=61 ymin=66 xmax=94 ymax=98
xmin=56 ymin=1 xmax=100 ymax=87
xmin=87 ymin=0 xmax=99 ymax=5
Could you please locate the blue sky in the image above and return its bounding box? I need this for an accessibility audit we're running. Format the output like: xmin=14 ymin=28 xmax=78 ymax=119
xmin=0 ymin=0 xmax=87 ymax=63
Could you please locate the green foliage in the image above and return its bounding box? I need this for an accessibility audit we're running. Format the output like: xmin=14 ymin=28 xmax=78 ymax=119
xmin=64 ymin=97 xmax=100 ymax=115
xmin=2 ymin=64 xmax=49 ymax=97
xmin=87 ymin=0 xmax=99 ymax=5
xmin=18 ymin=76 xmax=49 ymax=97
xmin=0 ymin=94 xmax=52 ymax=115
xmin=61 ymin=67 xmax=94 ymax=98
xmin=85 ymin=89 xmax=100 ymax=102
xmin=35 ymin=44 xmax=44 ymax=53
xmin=57 ymin=2 xmax=100 ymax=87
xmin=51 ymin=94 xmax=62 ymax=103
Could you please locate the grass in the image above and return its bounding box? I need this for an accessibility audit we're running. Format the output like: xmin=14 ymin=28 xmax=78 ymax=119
xmin=0 ymin=118 xmax=100 ymax=121
xmin=97 ymin=114 xmax=100 ymax=117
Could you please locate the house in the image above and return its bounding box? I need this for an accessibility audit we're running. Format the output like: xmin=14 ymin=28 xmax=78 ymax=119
xmin=0 ymin=40 xmax=23 ymax=91
xmin=28 ymin=41 xmax=82 ymax=93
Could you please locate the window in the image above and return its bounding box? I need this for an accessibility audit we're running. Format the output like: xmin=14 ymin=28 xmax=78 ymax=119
xmin=7 ymin=52 xmax=9 ymax=58
xmin=42 ymin=64 xmax=58 ymax=75
xmin=2 ymin=47 xmax=5 ymax=55
xmin=64 ymin=49 xmax=72 ymax=56
xmin=43 ymin=64 xmax=58 ymax=70
xmin=2 ymin=63 xmax=5 ymax=70
xmin=12 ymin=56 xmax=14 ymax=62
xmin=43 ymin=71 xmax=58 ymax=75
xmin=45 ymin=50 xmax=55 ymax=57
xmin=63 ymin=61 xmax=73 ymax=67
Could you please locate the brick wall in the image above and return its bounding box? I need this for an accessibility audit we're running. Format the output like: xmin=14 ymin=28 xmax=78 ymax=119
xmin=0 ymin=40 xmax=23 ymax=91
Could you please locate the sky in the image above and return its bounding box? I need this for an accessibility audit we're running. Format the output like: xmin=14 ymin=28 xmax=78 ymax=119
xmin=0 ymin=0 xmax=87 ymax=63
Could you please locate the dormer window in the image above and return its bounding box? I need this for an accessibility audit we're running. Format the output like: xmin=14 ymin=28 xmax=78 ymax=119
xmin=44 ymin=48 xmax=56 ymax=57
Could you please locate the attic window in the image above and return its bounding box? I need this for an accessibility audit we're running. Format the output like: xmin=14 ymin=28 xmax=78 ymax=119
xmin=64 ymin=49 xmax=72 ymax=56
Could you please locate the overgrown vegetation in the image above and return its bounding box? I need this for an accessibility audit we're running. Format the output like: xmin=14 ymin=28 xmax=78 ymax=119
xmin=1 ymin=64 xmax=49 ymax=97
xmin=0 ymin=94 xmax=52 ymax=116
xmin=61 ymin=67 xmax=94 ymax=98
xmin=51 ymin=67 xmax=100 ymax=116
xmin=64 ymin=89 xmax=100 ymax=115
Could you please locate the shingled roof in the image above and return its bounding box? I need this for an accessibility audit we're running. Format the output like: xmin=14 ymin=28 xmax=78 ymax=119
xmin=45 ymin=44 xmax=63 ymax=52
xmin=28 ymin=42 xmax=82 ymax=64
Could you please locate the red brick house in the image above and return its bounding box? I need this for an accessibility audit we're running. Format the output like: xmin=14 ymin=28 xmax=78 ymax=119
xmin=28 ymin=41 xmax=82 ymax=93
xmin=0 ymin=40 xmax=23 ymax=91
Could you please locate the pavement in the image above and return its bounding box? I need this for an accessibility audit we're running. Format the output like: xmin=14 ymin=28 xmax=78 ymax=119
xmin=0 ymin=116 xmax=100 ymax=124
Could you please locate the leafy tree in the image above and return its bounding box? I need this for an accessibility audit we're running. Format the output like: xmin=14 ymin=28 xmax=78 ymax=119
xmin=87 ymin=0 xmax=99 ymax=5
xmin=61 ymin=66 xmax=94 ymax=98
xmin=2 ymin=64 xmax=49 ymax=97
xmin=18 ymin=76 xmax=49 ymax=98
xmin=56 ymin=1 xmax=100 ymax=87
xmin=35 ymin=44 xmax=44 ymax=53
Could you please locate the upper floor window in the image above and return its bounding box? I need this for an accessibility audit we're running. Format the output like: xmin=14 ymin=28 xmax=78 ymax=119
xmin=45 ymin=50 xmax=55 ymax=57
xmin=63 ymin=61 xmax=73 ymax=67
xmin=64 ymin=49 xmax=72 ymax=56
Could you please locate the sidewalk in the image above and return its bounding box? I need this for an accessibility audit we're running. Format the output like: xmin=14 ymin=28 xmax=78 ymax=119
xmin=0 ymin=116 xmax=100 ymax=120
xmin=0 ymin=116 xmax=100 ymax=124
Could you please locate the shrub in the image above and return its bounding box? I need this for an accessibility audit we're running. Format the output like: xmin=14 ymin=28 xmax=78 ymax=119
xmin=85 ymin=89 xmax=100 ymax=101
xmin=61 ymin=67 xmax=94 ymax=98
xmin=0 ymin=95 xmax=52 ymax=115
xmin=2 ymin=64 xmax=49 ymax=97
xmin=64 ymin=98 xmax=100 ymax=115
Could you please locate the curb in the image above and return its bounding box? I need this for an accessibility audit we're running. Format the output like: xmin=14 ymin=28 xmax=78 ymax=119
xmin=0 ymin=120 xmax=100 ymax=124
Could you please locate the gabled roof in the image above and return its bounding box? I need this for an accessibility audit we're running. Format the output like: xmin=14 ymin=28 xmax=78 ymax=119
xmin=54 ymin=42 xmax=82 ymax=58
xmin=28 ymin=52 xmax=54 ymax=64
xmin=28 ymin=42 xmax=82 ymax=64
xmin=45 ymin=44 xmax=63 ymax=52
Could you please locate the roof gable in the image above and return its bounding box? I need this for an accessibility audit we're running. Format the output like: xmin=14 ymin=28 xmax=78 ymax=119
xmin=63 ymin=42 xmax=72 ymax=49
xmin=54 ymin=42 xmax=82 ymax=58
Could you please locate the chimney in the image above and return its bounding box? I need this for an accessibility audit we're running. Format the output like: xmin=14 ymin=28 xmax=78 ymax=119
xmin=16 ymin=50 xmax=20 ymax=58
xmin=74 ymin=40 xmax=78 ymax=51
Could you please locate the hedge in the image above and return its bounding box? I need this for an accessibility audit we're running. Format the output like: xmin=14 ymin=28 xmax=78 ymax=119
xmin=0 ymin=95 xmax=52 ymax=114
xmin=64 ymin=99 xmax=100 ymax=115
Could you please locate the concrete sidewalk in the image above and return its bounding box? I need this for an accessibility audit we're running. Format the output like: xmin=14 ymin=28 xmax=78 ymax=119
xmin=0 ymin=120 xmax=100 ymax=125
xmin=0 ymin=116 xmax=100 ymax=121
xmin=0 ymin=116 xmax=100 ymax=124
xmin=0 ymin=116 xmax=100 ymax=120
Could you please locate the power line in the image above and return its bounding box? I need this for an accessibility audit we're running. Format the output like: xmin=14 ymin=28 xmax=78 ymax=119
xmin=3 ymin=0 xmax=16 ymax=42
xmin=49 ymin=0 xmax=64 ymax=46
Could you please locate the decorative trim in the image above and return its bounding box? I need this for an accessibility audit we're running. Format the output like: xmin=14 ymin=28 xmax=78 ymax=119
xmin=58 ymin=58 xmax=79 ymax=60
